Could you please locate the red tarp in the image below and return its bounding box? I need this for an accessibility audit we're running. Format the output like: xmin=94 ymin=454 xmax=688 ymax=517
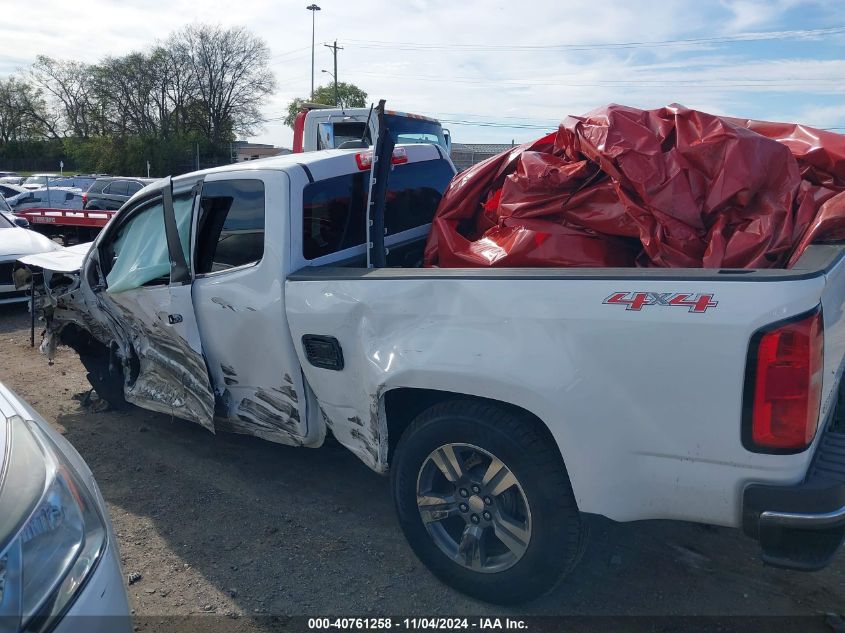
xmin=424 ymin=104 xmax=845 ymax=269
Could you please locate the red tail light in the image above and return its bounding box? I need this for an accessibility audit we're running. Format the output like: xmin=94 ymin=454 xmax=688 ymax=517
xmin=355 ymin=147 xmax=408 ymax=171
xmin=743 ymin=307 xmax=824 ymax=452
xmin=81 ymin=192 xmax=88 ymax=206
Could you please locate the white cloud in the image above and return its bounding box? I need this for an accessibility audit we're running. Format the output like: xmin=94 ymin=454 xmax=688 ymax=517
xmin=0 ymin=0 xmax=841 ymax=147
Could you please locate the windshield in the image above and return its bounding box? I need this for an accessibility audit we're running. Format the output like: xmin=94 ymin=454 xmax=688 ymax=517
xmin=397 ymin=132 xmax=444 ymax=145
xmin=386 ymin=116 xmax=447 ymax=149
xmin=332 ymin=121 xmax=367 ymax=148
xmin=23 ymin=175 xmax=49 ymax=186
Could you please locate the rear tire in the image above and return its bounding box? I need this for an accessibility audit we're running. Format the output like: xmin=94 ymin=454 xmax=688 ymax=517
xmin=391 ymin=400 xmax=586 ymax=604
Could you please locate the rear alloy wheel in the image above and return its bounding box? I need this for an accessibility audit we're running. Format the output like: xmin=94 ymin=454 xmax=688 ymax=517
xmin=392 ymin=400 xmax=585 ymax=604
xmin=417 ymin=443 xmax=531 ymax=573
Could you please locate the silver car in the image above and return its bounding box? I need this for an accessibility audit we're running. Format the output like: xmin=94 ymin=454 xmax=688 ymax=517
xmin=6 ymin=188 xmax=83 ymax=212
xmin=0 ymin=203 xmax=60 ymax=304
xmin=0 ymin=382 xmax=131 ymax=632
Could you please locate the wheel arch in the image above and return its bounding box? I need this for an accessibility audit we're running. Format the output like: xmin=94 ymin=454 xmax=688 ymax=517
xmin=382 ymin=387 xmax=565 ymax=473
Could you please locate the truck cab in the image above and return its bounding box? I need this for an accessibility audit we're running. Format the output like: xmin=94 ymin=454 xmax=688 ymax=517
xmin=293 ymin=105 xmax=451 ymax=154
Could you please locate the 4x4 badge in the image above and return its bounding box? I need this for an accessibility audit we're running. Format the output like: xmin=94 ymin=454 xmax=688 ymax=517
xmin=604 ymin=292 xmax=718 ymax=313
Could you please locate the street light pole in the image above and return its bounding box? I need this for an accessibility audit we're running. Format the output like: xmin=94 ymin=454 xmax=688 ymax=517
xmin=306 ymin=4 xmax=321 ymax=98
xmin=321 ymin=70 xmax=336 ymax=105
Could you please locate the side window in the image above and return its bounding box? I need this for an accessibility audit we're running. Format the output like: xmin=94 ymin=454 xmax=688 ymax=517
xmin=384 ymin=159 xmax=454 ymax=235
xmin=104 ymin=199 xmax=170 ymax=293
xmin=106 ymin=181 xmax=129 ymax=196
xmin=102 ymin=191 xmax=196 ymax=293
xmin=195 ymin=179 xmax=265 ymax=274
xmin=302 ymin=172 xmax=367 ymax=260
xmin=301 ymin=159 xmax=455 ymax=260
xmin=126 ymin=181 xmax=143 ymax=195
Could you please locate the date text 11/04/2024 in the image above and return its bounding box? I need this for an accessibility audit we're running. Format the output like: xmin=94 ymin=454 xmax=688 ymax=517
xmin=307 ymin=618 xmax=528 ymax=630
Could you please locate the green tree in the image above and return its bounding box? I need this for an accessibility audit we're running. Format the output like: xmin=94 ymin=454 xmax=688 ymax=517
xmin=284 ymin=82 xmax=368 ymax=127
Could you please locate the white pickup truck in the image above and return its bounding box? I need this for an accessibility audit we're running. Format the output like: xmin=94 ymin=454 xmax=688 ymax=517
xmin=293 ymin=105 xmax=451 ymax=154
xmin=19 ymin=126 xmax=845 ymax=604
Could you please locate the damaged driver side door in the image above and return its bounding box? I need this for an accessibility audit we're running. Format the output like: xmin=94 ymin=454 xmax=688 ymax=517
xmin=93 ymin=178 xmax=216 ymax=429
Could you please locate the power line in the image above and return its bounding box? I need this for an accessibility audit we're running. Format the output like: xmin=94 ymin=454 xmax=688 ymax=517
xmin=339 ymin=25 xmax=845 ymax=53
xmin=350 ymin=69 xmax=841 ymax=87
xmin=348 ymin=70 xmax=845 ymax=92
xmin=270 ymin=45 xmax=313 ymax=60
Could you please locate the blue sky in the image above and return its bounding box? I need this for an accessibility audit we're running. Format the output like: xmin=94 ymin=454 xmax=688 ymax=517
xmin=1 ymin=0 xmax=844 ymax=148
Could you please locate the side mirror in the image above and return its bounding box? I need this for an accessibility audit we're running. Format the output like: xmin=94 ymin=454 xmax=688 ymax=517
xmin=14 ymin=217 xmax=29 ymax=228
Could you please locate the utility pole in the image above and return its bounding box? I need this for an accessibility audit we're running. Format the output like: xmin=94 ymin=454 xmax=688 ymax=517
xmin=195 ymin=143 xmax=200 ymax=171
xmin=306 ymin=4 xmax=321 ymax=98
xmin=324 ymin=40 xmax=343 ymax=106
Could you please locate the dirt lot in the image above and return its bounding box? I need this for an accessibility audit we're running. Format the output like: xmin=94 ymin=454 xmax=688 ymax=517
xmin=0 ymin=303 xmax=843 ymax=630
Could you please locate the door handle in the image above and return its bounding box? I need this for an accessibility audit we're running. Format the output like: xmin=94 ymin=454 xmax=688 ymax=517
xmin=167 ymin=314 xmax=183 ymax=324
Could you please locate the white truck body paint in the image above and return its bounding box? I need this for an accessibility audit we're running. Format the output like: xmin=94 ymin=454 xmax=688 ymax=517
xmin=192 ymin=169 xmax=312 ymax=446
xmin=20 ymin=146 xmax=845 ymax=535
xmin=107 ymin=283 xmax=215 ymax=430
xmin=283 ymin=272 xmax=843 ymax=527
xmin=18 ymin=242 xmax=91 ymax=273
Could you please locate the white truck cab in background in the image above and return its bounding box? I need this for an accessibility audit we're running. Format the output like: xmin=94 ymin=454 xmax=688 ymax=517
xmin=292 ymin=105 xmax=451 ymax=154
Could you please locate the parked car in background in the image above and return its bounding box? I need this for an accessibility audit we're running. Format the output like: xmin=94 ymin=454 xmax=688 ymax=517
xmin=0 ymin=381 xmax=132 ymax=632
xmin=0 ymin=176 xmax=26 ymax=186
xmin=83 ymin=177 xmax=157 ymax=210
xmin=7 ymin=187 xmax=84 ymax=212
xmin=0 ymin=195 xmax=28 ymax=228
xmin=0 ymin=171 xmax=20 ymax=178
xmin=0 ymin=183 xmax=27 ymax=198
xmin=48 ymin=175 xmax=98 ymax=191
xmin=1 ymin=211 xmax=29 ymax=228
xmin=21 ymin=173 xmax=60 ymax=190
xmin=0 ymin=204 xmax=59 ymax=303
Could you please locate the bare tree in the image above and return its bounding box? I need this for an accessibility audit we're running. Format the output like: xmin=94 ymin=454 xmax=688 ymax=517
xmin=167 ymin=24 xmax=276 ymax=144
xmin=0 ymin=76 xmax=60 ymax=143
xmin=153 ymin=43 xmax=197 ymax=138
xmin=94 ymin=53 xmax=162 ymax=137
xmin=30 ymin=56 xmax=96 ymax=138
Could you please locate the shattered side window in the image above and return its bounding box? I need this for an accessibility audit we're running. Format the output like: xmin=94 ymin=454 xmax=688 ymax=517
xmin=105 ymin=200 xmax=170 ymax=293
xmin=195 ymin=179 xmax=265 ymax=274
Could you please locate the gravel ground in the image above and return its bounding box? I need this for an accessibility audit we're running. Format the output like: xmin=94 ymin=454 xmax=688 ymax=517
xmin=0 ymin=303 xmax=843 ymax=632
